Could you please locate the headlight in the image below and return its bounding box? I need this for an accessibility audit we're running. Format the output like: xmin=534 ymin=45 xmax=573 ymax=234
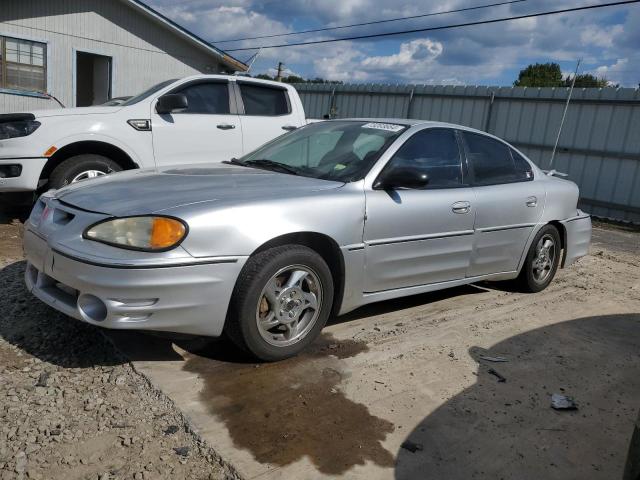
xmin=84 ymin=216 xmax=187 ymax=251
xmin=0 ymin=120 xmax=41 ymax=140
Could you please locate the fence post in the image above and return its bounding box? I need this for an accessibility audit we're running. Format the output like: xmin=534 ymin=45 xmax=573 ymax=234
xmin=328 ymin=87 xmax=337 ymax=119
xmin=406 ymin=88 xmax=415 ymax=119
xmin=484 ymin=91 xmax=495 ymax=133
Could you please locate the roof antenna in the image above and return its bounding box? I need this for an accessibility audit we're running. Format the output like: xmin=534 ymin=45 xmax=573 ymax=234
xmin=549 ymin=58 xmax=581 ymax=170
xmin=238 ymin=48 xmax=263 ymax=75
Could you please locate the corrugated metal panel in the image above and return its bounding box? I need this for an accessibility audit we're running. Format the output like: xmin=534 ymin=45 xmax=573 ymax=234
xmin=0 ymin=0 xmax=223 ymax=113
xmin=295 ymin=82 xmax=640 ymax=223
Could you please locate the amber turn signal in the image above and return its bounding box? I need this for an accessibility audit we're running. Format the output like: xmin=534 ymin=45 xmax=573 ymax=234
xmin=150 ymin=217 xmax=186 ymax=249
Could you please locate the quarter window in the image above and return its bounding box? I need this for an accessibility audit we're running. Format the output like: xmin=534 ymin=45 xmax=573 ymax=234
xmin=239 ymin=83 xmax=290 ymax=116
xmin=383 ymin=128 xmax=464 ymax=188
xmin=173 ymin=82 xmax=230 ymax=114
xmin=462 ymin=132 xmax=532 ymax=185
xmin=1 ymin=36 xmax=47 ymax=92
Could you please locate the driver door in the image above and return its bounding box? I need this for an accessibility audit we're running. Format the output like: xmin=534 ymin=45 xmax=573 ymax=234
xmin=151 ymin=80 xmax=243 ymax=165
xmin=363 ymin=128 xmax=476 ymax=293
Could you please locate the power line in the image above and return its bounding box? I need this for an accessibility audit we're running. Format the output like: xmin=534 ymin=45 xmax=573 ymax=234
xmin=211 ymin=0 xmax=527 ymax=43
xmin=226 ymin=0 xmax=640 ymax=52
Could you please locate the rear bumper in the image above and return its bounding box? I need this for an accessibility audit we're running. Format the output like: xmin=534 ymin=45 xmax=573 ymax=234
xmin=561 ymin=210 xmax=592 ymax=267
xmin=23 ymin=230 xmax=247 ymax=337
xmin=0 ymin=157 xmax=46 ymax=192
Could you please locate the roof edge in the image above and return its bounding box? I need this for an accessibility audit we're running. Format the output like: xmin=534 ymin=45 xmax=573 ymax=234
xmin=124 ymin=0 xmax=248 ymax=72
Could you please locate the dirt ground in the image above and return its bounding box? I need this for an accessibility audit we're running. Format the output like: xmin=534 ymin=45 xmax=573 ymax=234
xmin=0 ymin=213 xmax=234 ymax=480
xmin=1 ymin=205 xmax=639 ymax=479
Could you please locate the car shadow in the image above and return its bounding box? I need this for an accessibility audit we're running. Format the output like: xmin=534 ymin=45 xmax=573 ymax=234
xmin=394 ymin=313 xmax=640 ymax=480
xmin=0 ymin=198 xmax=32 ymax=224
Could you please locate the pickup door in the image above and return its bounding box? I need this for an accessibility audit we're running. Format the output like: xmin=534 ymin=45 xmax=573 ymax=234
xmin=151 ymin=80 xmax=243 ymax=165
xmin=235 ymin=81 xmax=302 ymax=153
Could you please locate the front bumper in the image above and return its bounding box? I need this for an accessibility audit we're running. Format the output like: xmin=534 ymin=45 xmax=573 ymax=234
xmin=0 ymin=157 xmax=47 ymax=192
xmin=24 ymin=230 xmax=247 ymax=337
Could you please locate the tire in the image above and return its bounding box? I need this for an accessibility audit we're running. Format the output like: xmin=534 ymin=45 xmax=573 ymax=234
xmin=225 ymin=245 xmax=334 ymax=361
xmin=48 ymin=154 xmax=122 ymax=189
xmin=517 ymin=224 xmax=562 ymax=293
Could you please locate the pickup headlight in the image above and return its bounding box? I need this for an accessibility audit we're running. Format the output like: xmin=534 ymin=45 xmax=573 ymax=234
xmin=0 ymin=120 xmax=41 ymax=140
xmin=84 ymin=216 xmax=187 ymax=251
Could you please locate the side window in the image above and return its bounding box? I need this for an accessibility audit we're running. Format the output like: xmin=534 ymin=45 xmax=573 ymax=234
xmin=462 ymin=132 xmax=530 ymax=185
xmin=510 ymin=148 xmax=534 ymax=181
xmin=384 ymin=128 xmax=464 ymax=188
xmin=173 ymin=82 xmax=230 ymax=114
xmin=239 ymin=84 xmax=290 ymax=116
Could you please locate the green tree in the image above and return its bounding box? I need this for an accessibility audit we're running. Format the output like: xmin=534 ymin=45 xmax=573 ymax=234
xmin=514 ymin=62 xmax=563 ymax=87
xmin=564 ymin=73 xmax=609 ymax=88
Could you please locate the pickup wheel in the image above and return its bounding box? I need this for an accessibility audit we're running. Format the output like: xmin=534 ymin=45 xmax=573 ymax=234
xmin=225 ymin=245 xmax=334 ymax=362
xmin=517 ymin=224 xmax=561 ymax=293
xmin=48 ymin=154 xmax=122 ymax=189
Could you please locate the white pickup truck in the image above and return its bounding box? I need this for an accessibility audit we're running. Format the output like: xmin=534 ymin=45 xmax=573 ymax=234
xmin=0 ymin=75 xmax=307 ymax=197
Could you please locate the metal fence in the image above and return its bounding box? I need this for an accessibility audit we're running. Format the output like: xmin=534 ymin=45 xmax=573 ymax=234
xmin=294 ymin=83 xmax=640 ymax=223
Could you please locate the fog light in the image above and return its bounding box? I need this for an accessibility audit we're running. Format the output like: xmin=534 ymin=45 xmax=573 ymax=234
xmin=0 ymin=164 xmax=22 ymax=178
xmin=77 ymin=294 xmax=108 ymax=322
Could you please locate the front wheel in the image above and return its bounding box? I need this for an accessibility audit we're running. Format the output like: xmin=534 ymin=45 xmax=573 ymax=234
xmin=225 ymin=245 xmax=334 ymax=361
xmin=48 ymin=154 xmax=122 ymax=189
xmin=517 ymin=224 xmax=562 ymax=293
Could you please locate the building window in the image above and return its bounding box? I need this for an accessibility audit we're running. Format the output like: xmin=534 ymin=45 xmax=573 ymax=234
xmin=1 ymin=36 xmax=47 ymax=93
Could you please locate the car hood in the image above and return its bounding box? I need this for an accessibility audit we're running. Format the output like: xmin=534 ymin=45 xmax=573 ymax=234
xmin=32 ymin=106 xmax=123 ymax=118
xmin=53 ymin=164 xmax=344 ymax=216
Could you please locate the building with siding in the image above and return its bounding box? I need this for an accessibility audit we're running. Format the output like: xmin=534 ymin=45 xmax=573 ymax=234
xmin=0 ymin=0 xmax=247 ymax=113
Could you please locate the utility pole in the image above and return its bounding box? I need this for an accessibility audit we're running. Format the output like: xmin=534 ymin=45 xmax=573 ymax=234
xmin=276 ymin=62 xmax=284 ymax=82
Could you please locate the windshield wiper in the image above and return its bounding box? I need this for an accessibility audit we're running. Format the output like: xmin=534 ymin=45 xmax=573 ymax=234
xmin=243 ymin=159 xmax=300 ymax=176
xmin=222 ymin=157 xmax=248 ymax=167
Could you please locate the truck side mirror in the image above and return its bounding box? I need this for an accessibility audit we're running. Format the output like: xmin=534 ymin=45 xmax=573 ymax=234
xmin=156 ymin=94 xmax=188 ymax=114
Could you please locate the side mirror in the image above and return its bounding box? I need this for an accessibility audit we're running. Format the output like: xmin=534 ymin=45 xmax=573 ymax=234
xmin=156 ymin=94 xmax=188 ymax=114
xmin=374 ymin=167 xmax=429 ymax=190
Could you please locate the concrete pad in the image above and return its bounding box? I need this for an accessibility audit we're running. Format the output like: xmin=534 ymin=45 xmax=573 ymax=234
xmin=107 ymin=228 xmax=640 ymax=480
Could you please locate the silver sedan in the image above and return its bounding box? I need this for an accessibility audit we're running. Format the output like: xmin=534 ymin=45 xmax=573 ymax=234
xmin=23 ymin=119 xmax=591 ymax=361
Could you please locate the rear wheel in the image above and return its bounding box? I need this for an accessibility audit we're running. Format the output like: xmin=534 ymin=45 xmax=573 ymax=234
xmin=517 ymin=224 xmax=561 ymax=292
xmin=48 ymin=154 xmax=121 ymax=189
xmin=225 ymin=245 xmax=334 ymax=361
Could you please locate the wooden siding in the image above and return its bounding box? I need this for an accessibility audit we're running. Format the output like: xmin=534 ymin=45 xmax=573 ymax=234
xmin=0 ymin=0 xmax=225 ymax=112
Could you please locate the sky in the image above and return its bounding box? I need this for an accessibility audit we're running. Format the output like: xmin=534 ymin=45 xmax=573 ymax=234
xmin=146 ymin=0 xmax=640 ymax=87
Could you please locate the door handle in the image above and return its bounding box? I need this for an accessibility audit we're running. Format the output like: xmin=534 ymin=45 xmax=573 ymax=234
xmin=452 ymin=201 xmax=471 ymax=214
xmin=282 ymin=125 xmax=297 ymax=131
xmin=217 ymin=124 xmax=235 ymax=130
xmin=526 ymin=196 xmax=538 ymax=207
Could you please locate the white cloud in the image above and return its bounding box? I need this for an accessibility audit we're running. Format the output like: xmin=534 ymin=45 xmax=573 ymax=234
xmin=146 ymin=0 xmax=639 ymax=86
xmin=362 ymin=39 xmax=443 ymax=69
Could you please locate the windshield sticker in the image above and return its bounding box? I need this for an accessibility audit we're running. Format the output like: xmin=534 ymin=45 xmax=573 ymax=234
xmin=361 ymin=122 xmax=404 ymax=132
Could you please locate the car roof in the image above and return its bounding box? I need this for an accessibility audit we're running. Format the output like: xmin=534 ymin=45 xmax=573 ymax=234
xmin=334 ymin=118 xmax=510 ymax=141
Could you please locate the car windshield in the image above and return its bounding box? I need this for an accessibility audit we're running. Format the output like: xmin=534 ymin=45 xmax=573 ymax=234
xmin=239 ymin=120 xmax=407 ymax=182
xmin=120 ymin=79 xmax=178 ymax=106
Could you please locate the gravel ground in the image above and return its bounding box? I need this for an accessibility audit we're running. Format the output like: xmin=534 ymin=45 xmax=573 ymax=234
xmin=0 ymin=217 xmax=233 ymax=480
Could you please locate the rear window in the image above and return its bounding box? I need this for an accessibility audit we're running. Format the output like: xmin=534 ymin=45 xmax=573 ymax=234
xmin=462 ymin=132 xmax=532 ymax=185
xmin=239 ymin=83 xmax=290 ymax=116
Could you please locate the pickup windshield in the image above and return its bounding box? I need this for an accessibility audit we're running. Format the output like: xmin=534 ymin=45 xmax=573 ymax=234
xmin=121 ymin=79 xmax=178 ymax=106
xmin=239 ymin=121 xmax=407 ymax=182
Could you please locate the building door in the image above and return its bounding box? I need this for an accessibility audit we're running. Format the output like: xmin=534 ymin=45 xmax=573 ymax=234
xmin=76 ymin=51 xmax=112 ymax=106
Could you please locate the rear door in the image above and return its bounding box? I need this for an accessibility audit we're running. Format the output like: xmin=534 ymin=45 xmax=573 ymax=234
xmin=363 ymin=127 xmax=476 ymax=293
xmin=235 ymin=81 xmax=301 ymax=153
xmin=461 ymin=131 xmax=545 ymax=277
xmin=151 ymin=80 xmax=242 ymax=165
